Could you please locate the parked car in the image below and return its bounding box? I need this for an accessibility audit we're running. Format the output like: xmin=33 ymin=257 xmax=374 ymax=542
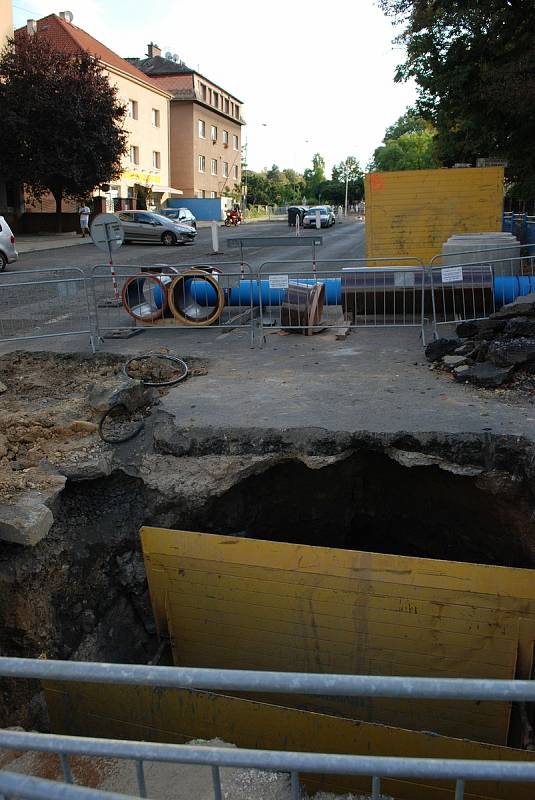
xmin=115 ymin=211 xmax=197 ymax=246
xmin=0 ymin=216 xmax=18 ymax=271
xmin=302 ymin=206 xmax=336 ymax=228
xmin=157 ymin=208 xmax=197 ymax=229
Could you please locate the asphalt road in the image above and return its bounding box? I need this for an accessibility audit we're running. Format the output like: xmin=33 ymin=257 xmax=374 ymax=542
xmin=10 ymin=219 xmax=365 ymax=275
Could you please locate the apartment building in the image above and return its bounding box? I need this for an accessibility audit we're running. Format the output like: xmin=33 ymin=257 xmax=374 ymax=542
xmin=15 ymin=14 xmax=175 ymax=212
xmin=129 ymin=45 xmax=244 ymax=199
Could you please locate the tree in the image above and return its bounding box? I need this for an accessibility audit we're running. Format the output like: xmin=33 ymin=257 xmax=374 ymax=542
xmin=304 ymin=153 xmax=327 ymax=201
xmin=332 ymin=156 xmax=362 ymax=183
xmin=383 ymin=108 xmax=428 ymax=141
xmin=371 ymin=129 xmax=436 ymax=172
xmin=0 ymin=33 xmax=127 ymax=227
xmin=379 ymin=1 xmax=535 ymax=194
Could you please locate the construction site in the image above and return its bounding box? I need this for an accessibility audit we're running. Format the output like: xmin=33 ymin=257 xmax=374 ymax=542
xmin=2 ymin=166 xmax=535 ymax=800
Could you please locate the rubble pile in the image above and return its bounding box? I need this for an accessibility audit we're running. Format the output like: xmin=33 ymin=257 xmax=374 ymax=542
xmin=425 ymin=292 xmax=535 ymax=395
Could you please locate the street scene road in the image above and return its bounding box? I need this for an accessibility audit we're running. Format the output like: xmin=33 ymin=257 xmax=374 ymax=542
xmin=10 ymin=218 xmax=365 ymax=274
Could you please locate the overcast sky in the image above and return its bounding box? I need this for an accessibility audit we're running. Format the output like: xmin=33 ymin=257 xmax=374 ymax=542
xmin=12 ymin=0 xmax=417 ymax=176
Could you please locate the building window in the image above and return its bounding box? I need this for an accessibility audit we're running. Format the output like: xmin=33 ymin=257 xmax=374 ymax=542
xmin=223 ymin=130 xmax=228 ymax=145
xmin=127 ymin=100 xmax=138 ymax=120
xmin=233 ymin=134 xmax=239 ymax=150
xmin=211 ymin=125 xmax=217 ymax=142
xmin=201 ymin=190 xmax=206 ymax=198
xmin=213 ymin=91 xmax=219 ymax=108
xmin=224 ymin=98 xmax=229 ymax=114
xmin=129 ymin=145 xmax=139 ymax=164
xmin=233 ymin=164 xmax=239 ymax=179
xmin=152 ymin=151 xmax=161 ymax=169
xmin=200 ymin=83 xmax=207 ymax=101
xmin=223 ymin=162 xmax=229 ymax=177
xmin=198 ymin=119 xmax=206 ymax=138
xmin=152 ymin=108 xmax=160 ymax=127
xmin=235 ymin=105 xmax=240 ymax=119
xmin=198 ymin=155 xmax=206 ymax=173
xmin=211 ymin=158 xmax=218 ymax=176
xmin=208 ymin=88 xmax=212 ymax=104
xmin=210 ymin=191 xmax=217 ymax=199
xmin=230 ymin=102 xmax=234 ymax=116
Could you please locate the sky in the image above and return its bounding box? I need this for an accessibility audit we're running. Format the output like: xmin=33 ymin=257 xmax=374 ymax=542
xmin=11 ymin=0 xmax=417 ymax=177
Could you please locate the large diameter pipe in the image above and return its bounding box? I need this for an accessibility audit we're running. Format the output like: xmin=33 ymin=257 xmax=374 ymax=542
xmin=187 ymin=274 xmax=535 ymax=310
xmin=190 ymin=278 xmax=342 ymax=307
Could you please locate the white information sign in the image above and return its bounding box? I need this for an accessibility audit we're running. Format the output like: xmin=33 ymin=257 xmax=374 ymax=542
xmin=269 ymin=274 xmax=289 ymax=290
xmin=441 ymin=266 xmax=463 ymax=284
xmin=90 ymin=213 xmax=124 ymax=254
xmin=394 ymin=271 xmax=415 ymax=288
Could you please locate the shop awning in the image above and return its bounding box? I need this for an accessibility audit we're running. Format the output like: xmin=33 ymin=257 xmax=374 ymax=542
xmin=151 ymin=185 xmax=183 ymax=195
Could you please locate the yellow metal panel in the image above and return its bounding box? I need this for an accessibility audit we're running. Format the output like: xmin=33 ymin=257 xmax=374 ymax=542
xmin=44 ymin=680 xmax=535 ymax=800
xmin=141 ymin=528 xmax=535 ymax=744
xmin=364 ymin=167 xmax=504 ymax=264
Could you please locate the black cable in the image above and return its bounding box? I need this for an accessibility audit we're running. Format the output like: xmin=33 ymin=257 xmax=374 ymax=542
xmin=98 ymin=403 xmax=144 ymax=444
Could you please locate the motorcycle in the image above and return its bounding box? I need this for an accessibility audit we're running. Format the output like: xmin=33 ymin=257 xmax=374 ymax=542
xmin=224 ymin=209 xmax=242 ymax=227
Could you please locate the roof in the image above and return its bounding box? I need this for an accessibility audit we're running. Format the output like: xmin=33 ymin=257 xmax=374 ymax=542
xmin=130 ymin=53 xmax=243 ymax=103
xmin=15 ymin=15 xmax=170 ymax=95
xmin=126 ymin=55 xmax=193 ymax=75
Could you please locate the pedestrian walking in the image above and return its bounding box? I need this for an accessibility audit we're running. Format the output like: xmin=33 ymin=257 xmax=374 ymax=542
xmin=78 ymin=202 xmax=91 ymax=237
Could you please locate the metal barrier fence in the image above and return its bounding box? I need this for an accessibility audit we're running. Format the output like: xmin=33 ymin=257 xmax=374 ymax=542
xmin=257 ymin=257 xmax=429 ymax=343
xmin=428 ymin=254 xmax=535 ymax=338
xmin=90 ymin=262 xmax=256 ymax=347
xmin=3 ymin=657 xmax=535 ymax=800
xmin=0 ymin=268 xmax=94 ymax=351
xmin=4 ymin=249 xmax=533 ymax=352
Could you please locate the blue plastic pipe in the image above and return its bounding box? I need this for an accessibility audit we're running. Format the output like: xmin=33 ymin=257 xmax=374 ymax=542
xmin=152 ymin=275 xmax=535 ymax=311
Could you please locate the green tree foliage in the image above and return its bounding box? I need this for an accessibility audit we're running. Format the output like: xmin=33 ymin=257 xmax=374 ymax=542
xmin=379 ymin=0 xmax=535 ymax=194
xmin=371 ymin=129 xmax=436 ymax=172
xmin=328 ymin=157 xmax=364 ymax=204
xmin=384 ymin=108 xmax=428 ymax=141
xmin=304 ymin=153 xmax=326 ymax=200
xmin=0 ymin=33 xmax=127 ymax=225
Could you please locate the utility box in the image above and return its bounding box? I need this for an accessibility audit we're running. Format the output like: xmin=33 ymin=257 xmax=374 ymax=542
xmin=364 ymin=167 xmax=504 ymax=265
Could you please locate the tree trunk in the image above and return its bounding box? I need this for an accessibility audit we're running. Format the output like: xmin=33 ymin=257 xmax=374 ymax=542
xmin=53 ymin=190 xmax=63 ymax=233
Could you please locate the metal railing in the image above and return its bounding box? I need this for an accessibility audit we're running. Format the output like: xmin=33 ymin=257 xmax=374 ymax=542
xmin=90 ymin=262 xmax=256 ymax=347
xmin=2 ymin=657 xmax=535 ymax=800
xmin=257 ymin=257 xmax=429 ymax=344
xmin=428 ymin=253 xmax=535 ymax=338
xmin=0 ymin=268 xmax=94 ymax=352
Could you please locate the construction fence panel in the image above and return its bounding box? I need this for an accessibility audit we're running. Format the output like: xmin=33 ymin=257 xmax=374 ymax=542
xmin=0 ymin=268 xmax=94 ymax=351
xmin=428 ymin=254 xmax=535 ymax=337
xmin=90 ymin=262 xmax=257 ymax=348
xmin=256 ymin=257 xmax=429 ymax=344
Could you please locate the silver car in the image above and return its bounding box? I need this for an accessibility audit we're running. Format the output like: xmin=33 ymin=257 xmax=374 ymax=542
xmin=116 ymin=210 xmax=197 ymax=246
xmin=0 ymin=216 xmax=18 ymax=271
xmin=303 ymin=206 xmax=336 ymax=228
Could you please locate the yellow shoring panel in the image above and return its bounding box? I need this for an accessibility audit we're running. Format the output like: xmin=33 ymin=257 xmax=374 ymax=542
xmin=364 ymin=166 xmax=504 ymax=265
xmin=44 ymin=680 xmax=535 ymax=800
xmin=141 ymin=528 xmax=535 ymax=744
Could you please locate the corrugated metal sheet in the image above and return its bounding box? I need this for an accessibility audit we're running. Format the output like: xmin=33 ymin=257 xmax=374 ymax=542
xmin=44 ymin=680 xmax=535 ymax=800
xmin=141 ymin=528 xmax=535 ymax=744
xmin=365 ymin=167 xmax=504 ymax=264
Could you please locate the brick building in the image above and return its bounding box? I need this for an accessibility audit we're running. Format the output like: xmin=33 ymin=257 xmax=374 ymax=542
xmin=15 ymin=14 xmax=176 ymax=216
xmin=128 ymin=45 xmax=244 ymax=200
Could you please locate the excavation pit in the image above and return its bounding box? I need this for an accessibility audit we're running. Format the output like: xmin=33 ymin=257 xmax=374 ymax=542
xmin=1 ymin=427 xmax=535 ymax=734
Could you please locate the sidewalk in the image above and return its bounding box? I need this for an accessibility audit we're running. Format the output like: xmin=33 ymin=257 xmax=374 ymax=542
xmin=15 ymin=232 xmax=93 ymax=254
